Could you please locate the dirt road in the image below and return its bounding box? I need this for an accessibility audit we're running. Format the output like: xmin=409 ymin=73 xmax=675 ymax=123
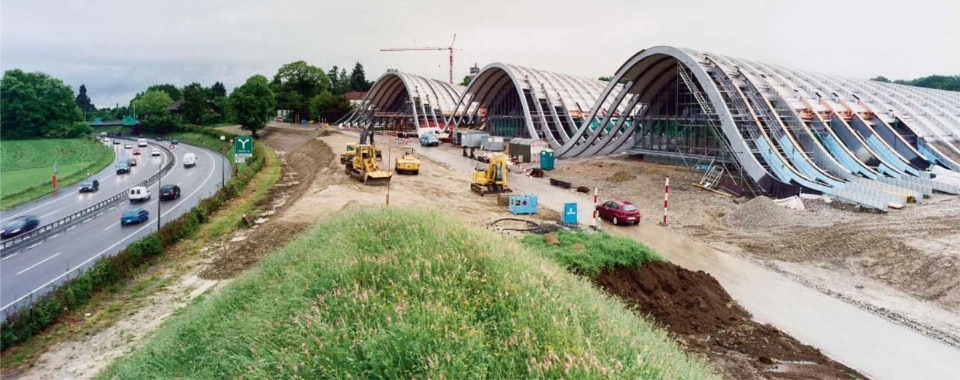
xmin=415 ymin=141 xmax=960 ymax=379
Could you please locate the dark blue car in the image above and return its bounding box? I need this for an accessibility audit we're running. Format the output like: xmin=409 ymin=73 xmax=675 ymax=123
xmin=1 ymin=215 xmax=40 ymax=239
xmin=121 ymin=208 xmax=149 ymax=226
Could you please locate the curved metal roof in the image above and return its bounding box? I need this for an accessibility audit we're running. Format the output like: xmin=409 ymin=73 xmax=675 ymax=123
xmin=339 ymin=71 xmax=464 ymax=127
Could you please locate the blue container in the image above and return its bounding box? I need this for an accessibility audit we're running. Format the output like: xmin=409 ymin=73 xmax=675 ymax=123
xmin=540 ymin=149 xmax=555 ymax=170
xmin=562 ymin=202 xmax=578 ymax=225
xmin=508 ymin=194 xmax=538 ymax=215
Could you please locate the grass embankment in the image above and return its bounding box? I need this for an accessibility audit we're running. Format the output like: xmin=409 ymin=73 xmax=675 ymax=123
xmin=0 ymin=143 xmax=281 ymax=369
xmin=102 ymin=209 xmax=715 ymax=379
xmin=520 ymin=231 xmax=662 ymax=277
xmin=0 ymin=138 xmax=114 ymax=209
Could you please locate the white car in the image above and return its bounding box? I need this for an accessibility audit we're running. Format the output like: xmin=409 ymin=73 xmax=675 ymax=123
xmin=128 ymin=186 xmax=151 ymax=202
xmin=103 ymin=137 xmax=111 ymax=144
xmin=183 ymin=152 xmax=197 ymax=167
xmin=151 ymin=149 xmax=161 ymax=156
xmin=138 ymin=138 xmax=148 ymax=147
xmin=124 ymin=144 xmax=133 ymax=149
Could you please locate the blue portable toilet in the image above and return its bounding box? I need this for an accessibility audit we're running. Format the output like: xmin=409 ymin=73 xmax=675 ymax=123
xmin=540 ymin=149 xmax=555 ymax=170
xmin=508 ymin=194 xmax=538 ymax=215
xmin=562 ymin=202 xmax=578 ymax=225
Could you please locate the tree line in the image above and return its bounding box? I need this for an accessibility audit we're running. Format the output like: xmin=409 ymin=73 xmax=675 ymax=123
xmin=1 ymin=61 xmax=374 ymax=139
xmin=870 ymin=74 xmax=960 ymax=91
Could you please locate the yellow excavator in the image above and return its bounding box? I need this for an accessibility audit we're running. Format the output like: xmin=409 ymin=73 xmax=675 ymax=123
xmin=340 ymin=143 xmax=382 ymax=165
xmin=345 ymin=125 xmax=392 ymax=185
xmin=395 ymin=146 xmax=420 ymax=175
xmin=471 ymin=154 xmax=511 ymax=196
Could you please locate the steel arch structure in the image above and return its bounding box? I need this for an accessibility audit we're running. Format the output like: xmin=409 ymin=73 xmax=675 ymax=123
xmin=444 ymin=63 xmax=629 ymax=151
xmin=438 ymin=46 xmax=959 ymax=210
xmin=339 ymin=70 xmax=464 ymax=135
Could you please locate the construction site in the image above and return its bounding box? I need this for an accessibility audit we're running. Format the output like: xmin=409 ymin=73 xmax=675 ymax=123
xmin=8 ymin=45 xmax=960 ymax=379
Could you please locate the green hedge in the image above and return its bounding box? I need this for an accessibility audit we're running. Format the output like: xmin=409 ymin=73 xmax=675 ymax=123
xmin=0 ymin=129 xmax=267 ymax=350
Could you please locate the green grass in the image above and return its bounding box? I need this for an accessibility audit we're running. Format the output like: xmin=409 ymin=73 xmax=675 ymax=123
xmin=0 ymin=138 xmax=115 ymax=209
xmin=100 ymin=208 xmax=714 ymax=379
xmin=520 ymin=231 xmax=662 ymax=278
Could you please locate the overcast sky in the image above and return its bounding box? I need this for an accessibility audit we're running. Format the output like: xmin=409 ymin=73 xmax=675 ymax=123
xmin=2 ymin=0 xmax=958 ymax=107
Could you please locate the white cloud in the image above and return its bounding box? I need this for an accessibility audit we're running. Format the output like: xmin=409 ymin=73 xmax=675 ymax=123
xmin=2 ymin=0 xmax=957 ymax=106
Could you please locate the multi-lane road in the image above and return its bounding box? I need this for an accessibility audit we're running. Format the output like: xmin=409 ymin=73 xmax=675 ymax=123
xmin=1 ymin=138 xmax=230 ymax=316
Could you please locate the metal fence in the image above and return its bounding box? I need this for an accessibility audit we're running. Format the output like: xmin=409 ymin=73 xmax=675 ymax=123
xmin=0 ymin=139 xmax=175 ymax=254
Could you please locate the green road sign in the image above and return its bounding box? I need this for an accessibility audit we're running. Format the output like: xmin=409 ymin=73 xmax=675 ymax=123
xmin=234 ymin=136 xmax=253 ymax=155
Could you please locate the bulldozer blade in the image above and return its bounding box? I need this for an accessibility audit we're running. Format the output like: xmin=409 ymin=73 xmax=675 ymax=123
xmin=364 ymin=172 xmax=393 ymax=186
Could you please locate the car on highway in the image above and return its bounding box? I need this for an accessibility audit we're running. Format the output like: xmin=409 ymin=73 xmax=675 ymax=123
xmin=159 ymin=184 xmax=181 ymax=201
xmin=171 ymin=139 xmax=179 ymax=145
xmin=103 ymin=137 xmax=111 ymax=144
xmin=138 ymin=138 xmax=148 ymax=147
xmin=596 ymin=200 xmax=641 ymax=225
xmin=79 ymin=179 xmax=100 ymax=192
xmin=128 ymin=158 xmax=137 ymax=166
xmin=1 ymin=215 xmax=40 ymax=239
xmin=113 ymin=140 xmax=121 ymax=145
xmin=125 ymin=143 xmax=133 ymax=149
xmin=120 ymin=208 xmax=149 ymax=226
xmin=183 ymin=152 xmax=197 ymax=167
xmin=116 ymin=161 xmax=131 ymax=174
xmin=151 ymin=149 xmax=161 ymax=156
xmin=128 ymin=186 xmax=151 ymax=202
xmin=132 ymin=148 xmax=141 ymax=155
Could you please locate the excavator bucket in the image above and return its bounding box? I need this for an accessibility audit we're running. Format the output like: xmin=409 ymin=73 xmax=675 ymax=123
xmin=364 ymin=171 xmax=393 ymax=186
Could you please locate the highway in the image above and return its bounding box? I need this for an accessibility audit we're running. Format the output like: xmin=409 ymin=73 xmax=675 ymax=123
xmin=0 ymin=139 xmax=231 ymax=316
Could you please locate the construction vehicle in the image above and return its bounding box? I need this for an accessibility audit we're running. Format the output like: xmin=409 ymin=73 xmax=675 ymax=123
xmin=395 ymin=146 xmax=420 ymax=175
xmin=344 ymin=124 xmax=392 ymax=185
xmin=471 ymin=154 xmax=511 ymax=196
xmin=340 ymin=143 xmax=382 ymax=165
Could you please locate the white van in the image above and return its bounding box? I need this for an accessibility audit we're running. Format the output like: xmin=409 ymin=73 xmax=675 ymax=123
xmin=137 ymin=138 xmax=148 ymax=147
xmin=183 ymin=152 xmax=197 ymax=168
xmin=128 ymin=186 xmax=151 ymax=202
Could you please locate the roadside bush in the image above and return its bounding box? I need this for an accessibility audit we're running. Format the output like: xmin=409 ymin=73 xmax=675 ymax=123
xmin=0 ymin=127 xmax=267 ymax=350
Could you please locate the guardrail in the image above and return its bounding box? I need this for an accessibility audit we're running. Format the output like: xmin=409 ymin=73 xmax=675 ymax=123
xmin=0 ymin=139 xmax=175 ymax=254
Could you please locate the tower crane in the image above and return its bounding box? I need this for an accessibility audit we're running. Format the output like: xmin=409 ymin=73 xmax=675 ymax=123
xmin=381 ymin=34 xmax=460 ymax=84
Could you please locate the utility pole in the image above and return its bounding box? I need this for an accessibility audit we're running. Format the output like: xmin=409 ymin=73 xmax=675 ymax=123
xmin=381 ymin=34 xmax=460 ymax=84
xmin=157 ymin=153 xmax=162 ymax=233
xmin=220 ymin=136 xmax=226 ymax=187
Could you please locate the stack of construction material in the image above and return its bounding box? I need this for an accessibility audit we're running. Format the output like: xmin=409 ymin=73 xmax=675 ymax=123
xmin=509 ymin=138 xmax=533 ymax=163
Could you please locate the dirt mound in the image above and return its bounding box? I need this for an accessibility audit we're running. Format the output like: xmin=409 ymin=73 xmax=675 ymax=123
xmin=723 ymin=196 xmax=823 ymax=230
xmin=596 ymin=262 xmax=862 ymax=379
xmin=607 ymin=170 xmax=636 ymax=183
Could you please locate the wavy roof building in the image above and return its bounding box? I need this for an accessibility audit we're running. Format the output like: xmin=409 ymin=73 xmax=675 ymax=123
xmin=340 ymin=46 xmax=960 ymax=210
xmin=339 ymin=70 xmax=464 ymax=132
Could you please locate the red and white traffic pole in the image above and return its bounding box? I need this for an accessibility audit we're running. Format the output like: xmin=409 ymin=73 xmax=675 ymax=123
xmin=662 ymin=177 xmax=669 ymax=226
xmin=593 ymin=187 xmax=600 ymax=229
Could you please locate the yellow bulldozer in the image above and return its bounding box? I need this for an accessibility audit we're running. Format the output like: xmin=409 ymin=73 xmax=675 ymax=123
xmin=345 ymin=144 xmax=392 ymax=185
xmin=471 ymin=154 xmax=511 ymax=196
xmin=344 ymin=124 xmax=391 ymax=185
xmin=340 ymin=143 xmax=382 ymax=165
xmin=395 ymin=146 xmax=420 ymax=175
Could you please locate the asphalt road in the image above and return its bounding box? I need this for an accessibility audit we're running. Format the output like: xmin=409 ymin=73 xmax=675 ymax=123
xmin=1 ymin=140 xmax=158 ymax=226
xmin=0 ymin=139 xmax=231 ymax=316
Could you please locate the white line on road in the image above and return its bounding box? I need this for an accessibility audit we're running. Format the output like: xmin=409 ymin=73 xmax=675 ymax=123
xmin=1 ymin=147 xmax=217 ymax=312
xmin=16 ymin=252 xmax=61 ymax=275
xmin=1 ymin=252 xmax=19 ymax=261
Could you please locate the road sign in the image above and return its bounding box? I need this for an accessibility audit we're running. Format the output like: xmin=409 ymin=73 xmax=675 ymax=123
xmin=234 ymin=136 xmax=253 ymax=155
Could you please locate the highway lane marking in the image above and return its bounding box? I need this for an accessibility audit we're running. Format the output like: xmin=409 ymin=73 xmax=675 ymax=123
xmin=16 ymin=252 xmax=61 ymax=275
xmin=1 ymin=252 xmax=19 ymax=261
xmin=1 ymin=147 xmax=217 ymax=313
xmin=39 ymin=208 xmax=62 ymax=219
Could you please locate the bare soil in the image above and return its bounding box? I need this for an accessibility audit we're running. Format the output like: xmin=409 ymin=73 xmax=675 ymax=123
xmin=550 ymin=155 xmax=960 ymax=346
xmin=12 ymin=127 xmax=908 ymax=379
xmin=597 ymin=262 xmax=862 ymax=379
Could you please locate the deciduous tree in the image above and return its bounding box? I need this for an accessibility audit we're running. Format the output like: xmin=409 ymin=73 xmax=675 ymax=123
xmin=271 ymin=61 xmax=329 ymax=123
xmin=1 ymin=69 xmax=84 ymax=139
xmin=231 ymin=75 xmax=275 ymax=137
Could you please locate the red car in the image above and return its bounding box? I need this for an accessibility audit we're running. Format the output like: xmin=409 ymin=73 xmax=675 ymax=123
xmin=132 ymin=149 xmax=141 ymax=155
xmin=596 ymin=200 xmax=641 ymax=225
xmin=128 ymin=158 xmax=137 ymax=166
